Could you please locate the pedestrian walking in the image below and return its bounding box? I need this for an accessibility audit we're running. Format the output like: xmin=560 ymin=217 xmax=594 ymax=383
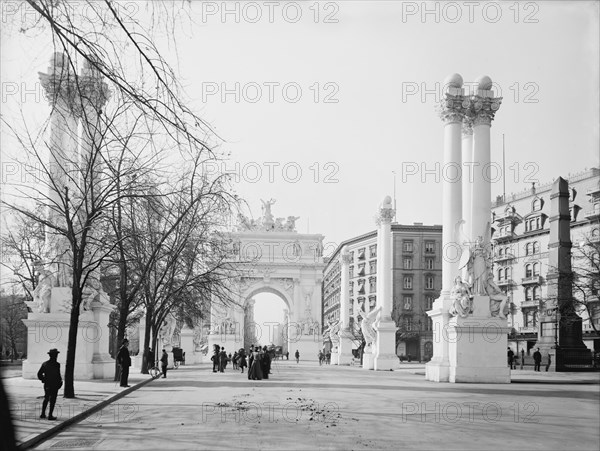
xmin=116 ymin=339 xmax=131 ymax=387
xmin=160 ymin=349 xmax=169 ymax=378
xmin=285 ymin=351 xmax=289 ymax=360
xmin=507 ymin=347 xmax=515 ymax=369
xmin=211 ymin=344 xmax=220 ymax=373
xmin=238 ymin=349 xmax=247 ymax=373
xmin=295 ymin=350 xmax=300 ymax=363
xmin=545 ymin=353 xmax=552 ymax=371
xmin=533 ymin=348 xmax=542 ymax=371
xmin=146 ymin=347 xmax=155 ymax=371
xmin=37 ymin=348 xmax=63 ymax=420
xmin=248 ymin=347 xmax=263 ymax=380
xmin=219 ymin=347 xmax=227 ymax=372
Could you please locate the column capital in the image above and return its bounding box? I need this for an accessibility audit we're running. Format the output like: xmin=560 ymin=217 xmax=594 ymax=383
xmin=438 ymin=92 xmax=468 ymax=124
xmin=377 ymin=195 xmax=395 ymax=224
xmin=471 ymin=95 xmax=502 ymax=126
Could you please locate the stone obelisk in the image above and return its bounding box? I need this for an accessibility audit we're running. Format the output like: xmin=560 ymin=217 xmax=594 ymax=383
xmin=535 ymin=177 xmax=591 ymax=370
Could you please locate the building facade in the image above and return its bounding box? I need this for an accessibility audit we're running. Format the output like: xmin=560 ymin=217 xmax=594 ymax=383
xmin=322 ymin=223 xmax=442 ymax=361
xmin=491 ymin=168 xmax=600 ymax=355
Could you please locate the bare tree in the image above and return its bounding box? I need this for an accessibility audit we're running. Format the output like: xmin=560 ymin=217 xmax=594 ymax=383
xmin=0 ymin=292 xmax=28 ymax=361
xmin=570 ymin=234 xmax=600 ymax=333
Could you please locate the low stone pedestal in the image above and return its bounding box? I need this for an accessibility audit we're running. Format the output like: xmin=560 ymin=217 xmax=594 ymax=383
xmin=426 ymin=295 xmax=452 ymax=382
xmin=447 ymin=296 xmax=511 ymax=383
xmin=22 ymin=297 xmax=114 ymax=380
xmin=362 ymin=350 xmax=374 ymax=370
xmin=330 ymin=351 xmax=339 ymax=365
xmin=337 ymin=332 xmax=354 ymax=365
xmin=374 ymin=319 xmax=398 ymax=371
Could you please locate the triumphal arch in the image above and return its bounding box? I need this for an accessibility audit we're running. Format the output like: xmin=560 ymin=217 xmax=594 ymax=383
xmin=208 ymin=199 xmax=326 ymax=357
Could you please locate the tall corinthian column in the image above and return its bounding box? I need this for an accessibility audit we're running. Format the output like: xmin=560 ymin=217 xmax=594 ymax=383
xmin=374 ymin=196 xmax=397 ymax=370
xmin=337 ymin=247 xmax=354 ymax=365
xmin=426 ymin=73 xmax=465 ymax=382
xmin=471 ymin=75 xmax=501 ymax=246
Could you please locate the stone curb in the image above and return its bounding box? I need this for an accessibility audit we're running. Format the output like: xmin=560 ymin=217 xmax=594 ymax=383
xmin=17 ymin=376 xmax=156 ymax=450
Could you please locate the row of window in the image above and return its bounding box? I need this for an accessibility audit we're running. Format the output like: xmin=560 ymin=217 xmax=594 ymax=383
xmin=348 ymin=245 xmax=378 ymax=262
xmin=401 ymin=316 xmax=434 ymax=331
xmin=397 ymin=295 xmax=435 ymax=311
xmin=497 ymin=262 xmax=541 ymax=281
xmin=403 ymin=257 xmax=435 ymax=270
xmin=402 ymin=241 xmax=436 ymax=253
xmin=496 ymin=241 xmax=541 ymax=259
xmin=403 ymin=275 xmax=435 ymax=290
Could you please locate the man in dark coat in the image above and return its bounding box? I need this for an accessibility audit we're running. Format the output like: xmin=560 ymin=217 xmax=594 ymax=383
xmin=37 ymin=348 xmax=63 ymax=420
xmin=212 ymin=344 xmax=220 ymax=373
xmin=160 ymin=349 xmax=169 ymax=378
xmin=533 ymin=348 xmax=542 ymax=371
xmin=507 ymin=347 xmax=515 ymax=369
xmin=218 ymin=347 xmax=227 ymax=372
xmin=116 ymin=339 xmax=132 ymax=387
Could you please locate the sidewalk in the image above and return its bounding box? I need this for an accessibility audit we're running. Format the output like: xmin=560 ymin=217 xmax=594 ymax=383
xmin=407 ymin=363 xmax=600 ymax=383
xmin=3 ymin=367 xmax=155 ymax=449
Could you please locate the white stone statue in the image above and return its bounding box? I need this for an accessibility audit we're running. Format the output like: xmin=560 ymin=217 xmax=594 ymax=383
xmin=459 ymin=235 xmax=491 ymax=296
xmin=484 ymin=273 xmax=509 ymax=319
xmin=449 ymin=276 xmax=473 ymax=318
xmin=327 ymin=319 xmax=341 ymax=348
xmin=284 ymin=216 xmax=300 ymax=232
xmin=31 ymin=268 xmax=54 ymax=313
xmin=159 ymin=314 xmax=177 ymax=345
xmin=358 ymin=304 xmax=381 ymax=348
xmin=261 ymin=198 xmax=276 ymax=229
xmin=274 ymin=217 xmax=285 ymax=230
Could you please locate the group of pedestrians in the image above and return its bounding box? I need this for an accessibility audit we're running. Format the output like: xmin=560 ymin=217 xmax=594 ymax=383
xmin=508 ymin=347 xmax=551 ymax=371
xmin=318 ymin=351 xmax=331 ymax=365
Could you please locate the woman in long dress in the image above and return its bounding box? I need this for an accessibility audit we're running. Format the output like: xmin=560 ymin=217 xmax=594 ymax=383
xmin=248 ymin=347 xmax=263 ymax=380
xmin=238 ymin=349 xmax=247 ymax=373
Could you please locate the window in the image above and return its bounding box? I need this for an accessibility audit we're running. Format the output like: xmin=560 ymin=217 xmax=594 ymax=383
xmin=426 ymin=258 xmax=434 ymax=270
xmin=498 ymin=247 xmax=504 ymax=257
xmin=426 ymin=296 xmax=435 ymax=310
xmin=525 ymin=243 xmax=532 ymax=256
xmin=369 ymin=261 xmax=377 ymax=274
xmin=349 ymin=281 xmax=354 ymax=296
xmin=533 ymin=263 xmax=539 ymax=276
xmin=425 ymin=317 xmax=433 ymax=331
xmin=533 ymin=241 xmax=540 ymax=253
xmin=425 ymin=276 xmax=434 ymax=290
xmin=405 ymin=317 xmax=413 ymax=331
xmin=358 ymin=279 xmax=365 ymax=294
xmin=403 ymin=241 xmax=413 ymax=252
xmin=358 ymin=263 xmax=366 ymax=276
xmin=403 ymin=296 xmax=412 ymax=310
xmin=369 ymin=245 xmax=377 ymax=258
xmin=533 ymin=286 xmax=540 ymax=300
xmin=425 ymin=242 xmax=435 ymax=253
xmin=403 ymin=276 xmax=413 ymax=289
xmin=525 ymin=287 xmax=532 ymax=301
xmin=349 ymin=251 xmax=354 ymax=261
xmin=358 ymin=248 xmax=365 ymax=260
xmin=349 ymin=266 xmax=354 ymax=278
xmin=368 ymin=296 xmax=376 ymax=308
xmin=403 ymin=258 xmax=413 ymax=269
xmin=369 ymin=277 xmax=376 ymax=293
xmin=525 ymin=264 xmax=533 ymax=278
xmin=532 ymin=198 xmax=542 ymax=211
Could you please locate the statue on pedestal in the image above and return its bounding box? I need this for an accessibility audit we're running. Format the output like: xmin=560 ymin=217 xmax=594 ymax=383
xmin=484 ymin=273 xmax=509 ymax=319
xmin=326 ymin=319 xmax=341 ymax=349
xmin=449 ymin=276 xmax=473 ymax=318
xmin=358 ymin=304 xmax=381 ymax=349
xmin=31 ymin=268 xmax=55 ymax=313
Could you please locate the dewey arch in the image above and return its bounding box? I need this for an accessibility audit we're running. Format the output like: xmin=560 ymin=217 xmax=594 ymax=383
xmin=208 ymin=203 xmax=325 ymax=357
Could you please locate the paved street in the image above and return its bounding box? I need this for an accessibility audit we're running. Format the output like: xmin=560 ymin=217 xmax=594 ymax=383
xmin=28 ymin=361 xmax=600 ymax=450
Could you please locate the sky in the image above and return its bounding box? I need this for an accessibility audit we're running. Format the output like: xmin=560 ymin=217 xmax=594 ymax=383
xmin=1 ymin=1 xmax=599 ymax=320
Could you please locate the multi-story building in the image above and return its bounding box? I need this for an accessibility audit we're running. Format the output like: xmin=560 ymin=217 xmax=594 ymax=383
xmin=491 ymin=167 xmax=600 ymax=355
xmin=322 ymin=223 xmax=442 ymax=361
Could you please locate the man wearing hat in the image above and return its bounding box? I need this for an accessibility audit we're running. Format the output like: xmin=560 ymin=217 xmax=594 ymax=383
xmin=116 ymin=339 xmax=132 ymax=387
xmin=37 ymin=348 xmax=62 ymax=420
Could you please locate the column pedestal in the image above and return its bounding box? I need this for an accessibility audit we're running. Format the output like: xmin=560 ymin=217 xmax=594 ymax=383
xmin=180 ymin=326 xmax=196 ymax=364
xmin=337 ymin=331 xmax=354 ymax=365
xmin=425 ymin=295 xmax=453 ymax=382
xmin=362 ymin=349 xmax=374 ymax=370
xmin=374 ymin=319 xmax=398 ymax=370
xmin=447 ymin=296 xmax=511 ymax=383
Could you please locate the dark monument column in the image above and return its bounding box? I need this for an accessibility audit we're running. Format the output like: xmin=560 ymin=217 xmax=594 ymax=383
xmin=536 ymin=177 xmax=591 ymax=370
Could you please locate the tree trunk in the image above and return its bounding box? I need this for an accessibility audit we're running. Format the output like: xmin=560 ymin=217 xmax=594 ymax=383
xmin=141 ymin=306 xmax=153 ymax=374
xmin=114 ymin=309 xmax=128 ymax=381
xmin=63 ymin=297 xmax=81 ymax=398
